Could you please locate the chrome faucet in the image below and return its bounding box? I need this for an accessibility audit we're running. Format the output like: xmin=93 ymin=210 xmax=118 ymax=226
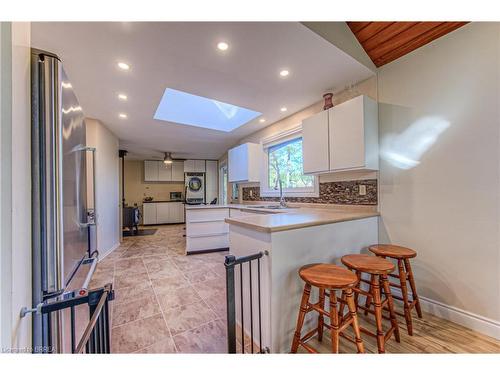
xmin=277 ymin=177 xmax=288 ymax=208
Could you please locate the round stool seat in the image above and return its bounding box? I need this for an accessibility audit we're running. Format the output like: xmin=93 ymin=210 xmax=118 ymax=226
xmin=341 ymin=254 xmax=395 ymax=274
xmin=299 ymin=263 xmax=357 ymax=289
xmin=369 ymin=244 xmax=417 ymax=259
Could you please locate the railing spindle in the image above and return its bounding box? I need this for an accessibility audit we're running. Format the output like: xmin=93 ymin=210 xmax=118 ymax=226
xmin=249 ymin=260 xmax=254 ymax=353
xmin=257 ymin=257 xmax=262 ymax=353
xmin=240 ymin=263 xmax=244 ymax=354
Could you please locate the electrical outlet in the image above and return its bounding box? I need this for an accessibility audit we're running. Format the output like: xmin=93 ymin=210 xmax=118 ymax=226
xmin=359 ymin=185 xmax=367 ymax=196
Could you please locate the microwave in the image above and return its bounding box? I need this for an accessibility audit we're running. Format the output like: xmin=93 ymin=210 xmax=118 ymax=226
xmin=170 ymin=191 xmax=182 ymax=201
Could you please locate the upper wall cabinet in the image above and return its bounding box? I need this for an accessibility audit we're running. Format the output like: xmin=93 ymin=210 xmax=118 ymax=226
xmin=184 ymin=159 xmax=206 ymax=173
xmin=302 ymin=95 xmax=378 ymax=174
xmin=144 ymin=160 xmax=160 ymax=181
xmin=228 ymin=142 xmax=263 ymax=183
xmin=144 ymin=160 xmax=185 ymax=182
xmin=171 ymin=161 xmax=185 ymax=181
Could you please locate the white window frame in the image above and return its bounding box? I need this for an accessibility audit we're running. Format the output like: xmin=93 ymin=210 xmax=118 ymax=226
xmin=260 ymin=126 xmax=319 ymax=198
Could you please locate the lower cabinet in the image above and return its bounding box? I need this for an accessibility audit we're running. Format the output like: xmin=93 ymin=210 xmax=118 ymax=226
xmin=143 ymin=203 xmax=157 ymax=225
xmin=186 ymin=208 xmax=229 ymax=253
xmin=142 ymin=202 xmax=185 ymax=225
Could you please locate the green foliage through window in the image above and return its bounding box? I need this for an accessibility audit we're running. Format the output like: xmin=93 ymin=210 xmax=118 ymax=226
xmin=268 ymin=138 xmax=313 ymax=190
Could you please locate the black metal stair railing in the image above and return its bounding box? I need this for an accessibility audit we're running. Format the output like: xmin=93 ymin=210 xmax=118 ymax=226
xmin=39 ymin=283 xmax=114 ymax=353
xmin=225 ymin=252 xmax=269 ymax=354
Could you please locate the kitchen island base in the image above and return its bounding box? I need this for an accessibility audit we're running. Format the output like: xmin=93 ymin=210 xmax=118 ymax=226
xmin=228 ymin=216 xmax=378 ymax=353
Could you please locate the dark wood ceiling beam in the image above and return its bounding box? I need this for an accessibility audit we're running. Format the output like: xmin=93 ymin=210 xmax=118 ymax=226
xmin=373 ymin=22 xmax=468 ymax=67
xmin=346 ymin=21 xmax=468 ymax=67
xmin=354 ymin=22 xmax=395 ymax=43
xmin=368 ymin=22 xmax=443 ymax=61
xmin=363 ymin=22 xmax=419 ymax=52
xmin=347 ymin=22 xmax=372 ymax=34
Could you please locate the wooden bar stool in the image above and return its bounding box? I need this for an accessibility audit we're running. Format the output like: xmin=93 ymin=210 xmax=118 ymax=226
xmin=291 ymin=264 xmax=364 ymax=354
xmin=341 ymin=254 xmax=400 ymax=353
xmin=369 ymin=244 xmax=422 ymax=336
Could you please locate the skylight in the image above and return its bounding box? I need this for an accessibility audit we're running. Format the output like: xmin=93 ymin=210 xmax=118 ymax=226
xmin=154 ymin=88 xmax=261 ymax=132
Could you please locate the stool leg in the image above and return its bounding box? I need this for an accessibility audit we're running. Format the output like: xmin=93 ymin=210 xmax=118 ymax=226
xmin=354 ymin=270 xmax=362 ymax=307
xmin=381 ymin=274 xmax=400 ymax=343
xmin=398 ymin=259 xmax=413 ymax=336
xmin=345 ymin=288 xmax=364 ymax=353
xmin=404 ymin=259 xmax=422 ymax=318
xmin=329 ymin=290 xmax=339 ymax=353
xmin=364 ymin=274 xmax=375 ymax=316
xmin=291 ymin=283 xmax=311 ymax=353
xmin=318 ymin=288 xmax=325 ymax=342
xmin=371 ymin=275 xmax=385 ymax=353
xmin=338 ymin=290 xmax=346 ymax=324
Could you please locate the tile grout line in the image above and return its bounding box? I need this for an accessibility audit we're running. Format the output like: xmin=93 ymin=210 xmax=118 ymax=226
xmin=142 ymin=249 xmax=180 ymax=353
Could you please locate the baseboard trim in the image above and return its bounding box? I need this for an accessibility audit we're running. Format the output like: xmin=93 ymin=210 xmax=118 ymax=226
xmin=390 ymin=287 xmax=500 ymax=340
xmin=418 ymin=296 xmax=500 ymax=340
xmin=97 ymin=242 xmax=120 ymax=262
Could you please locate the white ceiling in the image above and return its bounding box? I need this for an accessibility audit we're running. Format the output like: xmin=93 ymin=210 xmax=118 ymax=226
xmin=31 ymin=22 xmax=374 ymax=160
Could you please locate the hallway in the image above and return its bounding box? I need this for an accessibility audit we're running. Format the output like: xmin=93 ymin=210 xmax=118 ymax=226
xmin=90 ymin=225 xmax=228 ymax=353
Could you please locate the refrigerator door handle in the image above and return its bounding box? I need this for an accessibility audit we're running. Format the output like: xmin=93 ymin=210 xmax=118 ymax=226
xmin=72 ymin=145 xmax=97 ymax=229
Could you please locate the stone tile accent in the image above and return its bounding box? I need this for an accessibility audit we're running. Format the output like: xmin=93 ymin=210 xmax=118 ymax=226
xmin=241 ymin=179 xmax=377 ymax=205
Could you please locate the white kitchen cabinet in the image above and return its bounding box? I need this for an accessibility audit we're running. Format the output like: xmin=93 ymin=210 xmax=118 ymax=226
xmin=156 ymin=202 xmax=171 ymax=223
xmin=171 ymin=161 xmax=184 ymax=181
xmin=142 ymin=203 xmax=157 ymax=225
xmin=158 ymin=162 xmax=172 ymax=181
xmin=184 ymin=159 xmax=195 ymax=172
xmin=302 ymin=110 xmax=330 ymax=174
xmin=228 ymin=143 xmax=263 ymax=183
xmin=195 ymin=160 xmax=206 ymax=172
xmin=145 ymin=202 xmax=185 ymax=224
xmin=185 ymin=207 xmax=229 ymax=253
xmin=144 ymin=160 xmax=159 ymax=181
xmin=170 ymin=202 xmax=185 ymax=223
xmin=184 ymin=159 xmax=206 ymax=172
xmin=205 ymin=160 xmax=218 ymax=203
xmin=302 ymin=95 xmax=378 ymax=174
xmin=329 ymin=95 xmax=378 ymax=171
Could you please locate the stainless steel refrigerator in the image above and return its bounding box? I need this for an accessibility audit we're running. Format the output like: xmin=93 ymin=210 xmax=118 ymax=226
xmin=31 ymin=49 xmax=97 ymax=353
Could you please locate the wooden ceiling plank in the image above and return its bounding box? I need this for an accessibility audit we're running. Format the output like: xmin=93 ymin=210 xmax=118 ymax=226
xmin=355 ymin=22 xmax=395 ymax=43
xmin=347 ymin=22 xmax=372 ymax=35
xmin=374 ymin=22 xmax=468 ymax=67
xmin=363 ymin=22 xmax=419 ymax=52
xmin=368 ymin=22 xmax=444 ymax=61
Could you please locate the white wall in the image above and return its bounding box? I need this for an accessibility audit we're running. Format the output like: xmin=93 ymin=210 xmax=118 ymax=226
xmin=86 ymin=118 xmax=120 ymax=259
xmin=378 ymin=23 xmax=500 ymax=337
xmin=0 ymin=22 xmax=32 ymax=351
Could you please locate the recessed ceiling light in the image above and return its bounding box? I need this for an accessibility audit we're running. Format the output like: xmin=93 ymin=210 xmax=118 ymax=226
xmin=118 ymin=93 xmax=128 ymax=101
xmin=61 ymin=82 xmax=72 ymax=89
xmin=259 ymin=118 xmax=266 ymax=123
xmin=217 ymin=42 xmax=229 ymax=51
xmin=279 ymin=70 xmax=290 ymax=77
xmin=117 ymin=62 xmax=130 ymax=71
xmin=280 ymin=107 xmax=287 ymax=112
xmin=119 ymin=113 xmax=128 ymax=119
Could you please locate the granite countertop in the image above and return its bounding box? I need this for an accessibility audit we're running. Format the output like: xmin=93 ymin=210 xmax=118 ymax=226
xmin=224 ymin=207 xmax=379 ymax=233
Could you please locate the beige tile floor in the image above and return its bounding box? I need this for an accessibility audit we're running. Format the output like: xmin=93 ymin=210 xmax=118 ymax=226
xmin=90 ymin=224 xmax=500 ymax=354
xmin=89 ymin=224 xmax=228 ymax=353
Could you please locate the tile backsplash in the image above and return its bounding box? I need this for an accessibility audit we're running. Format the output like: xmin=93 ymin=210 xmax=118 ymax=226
xmin=242 ymin=179 xmax=377 ymax=205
